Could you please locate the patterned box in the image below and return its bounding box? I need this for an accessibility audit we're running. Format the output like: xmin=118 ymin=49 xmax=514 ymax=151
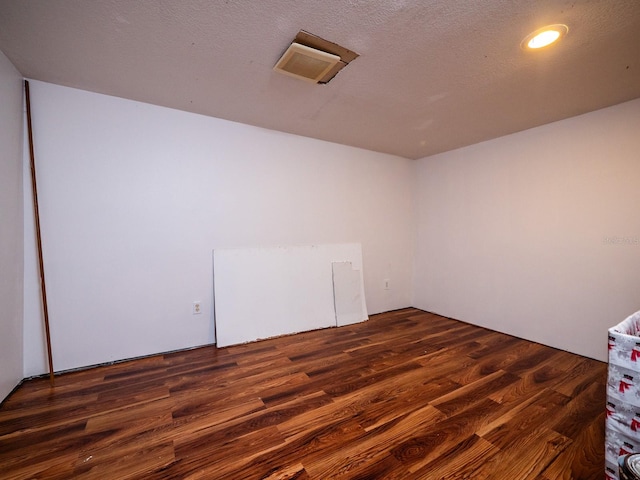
xmin=607 ymin=311 xmax=640 ymax=480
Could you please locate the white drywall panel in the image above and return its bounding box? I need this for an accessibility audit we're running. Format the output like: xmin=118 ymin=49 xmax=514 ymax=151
xmin=213 ymin=244 xmax=367 ymax=347
xmin=332 ymin=261 xmax=367 ymax=327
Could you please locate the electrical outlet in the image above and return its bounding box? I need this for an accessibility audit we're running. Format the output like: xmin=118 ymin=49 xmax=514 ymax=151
xmin=192 ymin=301 xmax=202 ymax=315
xmin=384 ymin=279 xmax=390 ymax=290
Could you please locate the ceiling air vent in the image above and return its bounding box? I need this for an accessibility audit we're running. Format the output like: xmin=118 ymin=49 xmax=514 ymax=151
xmin=273 ymin=31 xmax=359 ymax=84
xmin=274 ymin=43 xmax=340 ymax=83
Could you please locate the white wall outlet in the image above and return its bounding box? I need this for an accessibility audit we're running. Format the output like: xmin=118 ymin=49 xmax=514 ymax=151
xmin=384 ymin=278 xmax=390 ymax=290
xmin=192 ymin=301 xmax=202 ymax=315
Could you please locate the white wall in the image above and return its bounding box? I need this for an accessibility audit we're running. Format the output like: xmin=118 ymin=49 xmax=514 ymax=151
xmin=414 ymin=98 xmax=640 ymax=362
xmin=0 ymin=50 xmax=24 ymax=401
xmin=24 ymin=80 xmax=637 ymax=376
xmin=23 ymin=81 xmax=415 ymax=375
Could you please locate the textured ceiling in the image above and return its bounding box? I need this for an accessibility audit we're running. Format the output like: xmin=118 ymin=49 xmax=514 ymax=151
xmin=0 ymin=0 xmax=639 ymax=159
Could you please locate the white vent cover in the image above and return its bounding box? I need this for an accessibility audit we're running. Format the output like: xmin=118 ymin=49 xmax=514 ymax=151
xmin=273 ymin=42 xmax=341 ymax=83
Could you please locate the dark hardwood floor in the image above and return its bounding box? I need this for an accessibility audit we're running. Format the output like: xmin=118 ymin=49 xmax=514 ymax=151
xmin=0 ymin=308 xmax=606 ymax=479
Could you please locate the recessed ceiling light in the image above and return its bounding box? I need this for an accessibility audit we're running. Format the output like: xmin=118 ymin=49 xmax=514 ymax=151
xmin=521 ymin=24 xmax=568 ymax=50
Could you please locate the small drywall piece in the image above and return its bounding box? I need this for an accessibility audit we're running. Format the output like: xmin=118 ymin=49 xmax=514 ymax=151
xmin=332 ymin=261 xmax=367 ymax=326
xmin=213 ymin=243 xmax=368 ymax=347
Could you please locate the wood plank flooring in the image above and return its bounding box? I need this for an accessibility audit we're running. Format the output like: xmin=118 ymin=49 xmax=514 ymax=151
xmin=0 ymin=308 xmax=607 ymax=479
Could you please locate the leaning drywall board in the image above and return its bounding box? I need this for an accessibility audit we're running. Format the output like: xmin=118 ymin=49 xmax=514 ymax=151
xmin=213 ymin=243 xmax=368 ymax=347
xmin=332 ymin=261 xmax=367 ymax=327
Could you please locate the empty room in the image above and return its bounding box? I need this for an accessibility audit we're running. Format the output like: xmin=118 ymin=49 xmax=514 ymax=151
xmin=1 ymin=1 xmax=640 ymax=479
